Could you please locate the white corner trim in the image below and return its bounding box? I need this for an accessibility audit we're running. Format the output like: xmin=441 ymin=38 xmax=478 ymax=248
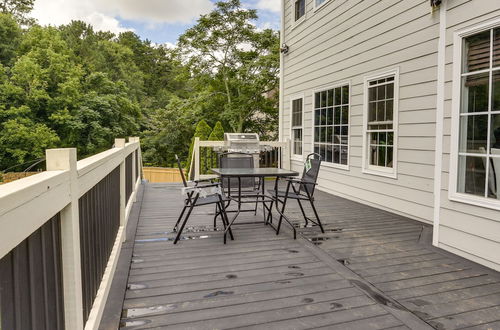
xmin=433 ymin=2 xmax=447 ymax=246
xmin=361 ymin=67 xmax=400 ymax=179
xmin=279 ymin=0 xmax=285 ymax=142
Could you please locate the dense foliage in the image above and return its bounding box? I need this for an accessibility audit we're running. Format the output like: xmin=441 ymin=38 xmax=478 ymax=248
xmin=0 ymin=0 xmax=279 ymax=172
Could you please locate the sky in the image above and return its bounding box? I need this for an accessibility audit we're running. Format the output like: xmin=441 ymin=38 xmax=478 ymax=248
xmin=31 ymin=0 xmax=281 ymax=46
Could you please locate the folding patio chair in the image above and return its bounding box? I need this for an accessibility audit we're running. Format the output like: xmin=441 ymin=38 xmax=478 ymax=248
xmin=219 ymin=152 xmax=262 ymax=212
xmin=172 ymin=155 xmax=233 ymax=244
xmin=267 ymin=153 xmax=325 ymax=238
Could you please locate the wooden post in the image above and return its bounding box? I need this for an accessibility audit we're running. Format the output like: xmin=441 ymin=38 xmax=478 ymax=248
xmin=284 ymin=138 xmax=292 ymax=170
xmin=115 ymin=139 xmax=126 ymax=227
xmin=46 ymin=148 xmax=84 ymax=330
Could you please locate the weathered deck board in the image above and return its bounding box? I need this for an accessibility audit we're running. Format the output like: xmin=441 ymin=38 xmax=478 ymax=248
xmin=113 ymin=183 xmax=433 ymax=330
xmin=102 ymin=182 xmax=500 ymax=330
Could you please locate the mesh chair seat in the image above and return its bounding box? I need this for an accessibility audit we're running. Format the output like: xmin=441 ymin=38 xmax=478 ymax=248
xmin=194 ymin=194 xmax=231 ymax=206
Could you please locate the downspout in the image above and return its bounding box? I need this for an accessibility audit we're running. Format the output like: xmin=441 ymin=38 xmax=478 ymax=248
xmin=433 ymin=1 xmax=447 ymax=246
xmin=279 ymin=0 xmax=285 ymax=142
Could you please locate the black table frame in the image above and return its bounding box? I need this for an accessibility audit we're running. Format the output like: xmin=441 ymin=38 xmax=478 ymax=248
xmin=211 ymin=168 xmax=300 ymax=243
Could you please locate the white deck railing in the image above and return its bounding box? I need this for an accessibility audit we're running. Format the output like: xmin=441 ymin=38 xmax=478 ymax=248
xmin=189 ymin=138 xmax=291 ymax=181
xmin=0 ymin=137 xmax=142 ymax=330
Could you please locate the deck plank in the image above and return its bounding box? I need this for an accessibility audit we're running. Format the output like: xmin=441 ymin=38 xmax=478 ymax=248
xmin=101 ymin=183 xmax=500 ymax=330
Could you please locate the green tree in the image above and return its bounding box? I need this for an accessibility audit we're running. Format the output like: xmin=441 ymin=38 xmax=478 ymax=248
xmin=186 ymin=120 xmax=212 ymax=174
xmin=0 ymin=0 xmax=35 ymax=25
xmin=208 ymin=121 xmax=225 ymax=167
xmin=0 ymin=13 xmax=21 ymax=66
xmin=178 ymin=0 xmax=279 ymax=136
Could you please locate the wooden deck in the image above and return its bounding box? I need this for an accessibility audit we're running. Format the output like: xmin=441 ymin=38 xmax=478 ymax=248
xmin=101 ymin=183 xmax=500 ymax=330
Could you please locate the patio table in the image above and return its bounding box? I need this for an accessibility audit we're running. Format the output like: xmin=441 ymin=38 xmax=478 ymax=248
xmin=211 ymin=168 xmax=299 ymax=243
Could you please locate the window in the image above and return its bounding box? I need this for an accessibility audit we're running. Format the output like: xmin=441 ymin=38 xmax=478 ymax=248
xmin=314 ymin=0 xmax=328 ymax=9
xmin=456 ymin=27 xmax=500 ymax=200
xmin=291 ymin=97 xmax=303 ymax=156
xmin=313 ymin=84 xmax=350 ymax=166
xmin=295 ymin=0 xmax=305 ymax=21
xmin=363 ymin=70 xmax=399 ymax=177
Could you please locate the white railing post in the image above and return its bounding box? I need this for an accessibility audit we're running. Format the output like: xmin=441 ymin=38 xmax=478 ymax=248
xmin=284 ymin=138 xmax=292 ymax=170
xmin=129 ymin=137 xmax=137 ymax=201
xmin=191 ymin=137 xmax=200 ymax=181
xmin=115 ymin=139 xmax=126 ymax=227
xmin=46 ymin=148 xmax=84 ymax=330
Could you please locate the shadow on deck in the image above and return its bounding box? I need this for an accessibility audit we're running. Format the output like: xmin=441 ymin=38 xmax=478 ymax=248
xmin=100 ymin=183 xmax=500 ymax=330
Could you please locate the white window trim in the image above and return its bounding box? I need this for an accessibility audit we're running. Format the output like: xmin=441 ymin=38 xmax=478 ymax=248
xmin=311 ymin=80 xmax=351 ymax=171
xmin=313 ymin=0 xmax=331 ymax=12
xmin=291 ymin=0 xmax=307 ymax=29
xmin=449 ymin=17 xmax=500 ymax=211
xmin=290 ymin=94 xmax=305 ymax=161
xmin=362 ymin=68 xmax=400 ymax=179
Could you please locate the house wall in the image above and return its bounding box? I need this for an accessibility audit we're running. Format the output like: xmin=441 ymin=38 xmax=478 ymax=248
xmin=282 ymin=0 xmax=440 ymax=223
xmin=438 ymin=0 xmax=500 ymax=272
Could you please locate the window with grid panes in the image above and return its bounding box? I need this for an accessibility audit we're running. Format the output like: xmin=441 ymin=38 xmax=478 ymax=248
xmin=313 ymin=85 xmax=349 ymax=165
xmin=367 ymin=76 xmax=395 ymax=169
xmin=291 ymin=98 xmax=303 ymax=156
xmin=457 ymin=27 xmax=500 ymax=200
xmin=295 ymin=0 xmax=305 ymax=21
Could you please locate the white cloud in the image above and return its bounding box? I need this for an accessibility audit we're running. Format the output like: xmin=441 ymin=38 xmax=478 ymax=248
xmin=255 ymin=0 xmax=281 ymax=13
xmin=31 ymin=0 xmax=214 ymax=34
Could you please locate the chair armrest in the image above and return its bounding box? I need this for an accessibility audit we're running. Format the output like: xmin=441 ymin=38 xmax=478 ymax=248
xmin=192 ymin=178 xmax=216 ymax=185
xmin=192 ymin=182 xmax=221 ymax=189
xmin=285 ymin=178 xmax=318 ymax=185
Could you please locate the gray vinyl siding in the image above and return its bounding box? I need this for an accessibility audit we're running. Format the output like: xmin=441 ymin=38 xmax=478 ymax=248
xmin=438 ymin=0 xmax=500 ymax=271
xmin=282 ymin=0 xmax=439 ymax=223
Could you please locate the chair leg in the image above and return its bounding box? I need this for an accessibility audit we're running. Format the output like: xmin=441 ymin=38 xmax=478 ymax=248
xmin=265 ymin=200 xmax=274 ymax=225
xmin=174 ymin=203 xmax=196 ymax=244
xmin=309 ymin=198 xmax=325 ymax=233
xmin=173 ymin=204 xmax=188 ymax=232
xmin=276 ymin=198 xmax=287 ymax=235
xmin=220 ymin=202 xmax=234 ymax=241
xmin=297 ymin=199 xmax=308 ymax=227
xmin=213 ymin=204 xmax=219 ymax=230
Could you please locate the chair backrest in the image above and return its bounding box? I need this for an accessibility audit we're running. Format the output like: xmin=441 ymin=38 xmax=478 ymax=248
xmin=175 ymin=154 xmax=188 ymax=187
xmin=298 ymin=153 xmax=322 ymax=196
xmin=219 ymin=152 xmax=256 ymax=190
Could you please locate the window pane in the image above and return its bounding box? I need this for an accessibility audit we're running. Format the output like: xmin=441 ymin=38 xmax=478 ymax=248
xmin=327 ymin=127 xmax=333 ymax=144
xmin=321 ymin=127 xmax=326 ymax=142
xmin=493 ymin=71 xmax=500 ymax=111
xmin=387 ymin=132 xmax=394 ymax=146
xmin=459 ymin=115 xmax=488 ymax=153
xmin=463 ymin=30 xmax=491 ymax=73
xmin=326 ymin=107 xmax=333 ymax=125
xmin=314 ymin=144 xmax=320 ymax=155
xmin=315 ymin=0 xmax=326 ymax=6
xmin=386 ymin=100 xmax=394 ymax=121
xmin=334 ymin=107 xmax=341 ymax=125
xmin=314 ymin=127 xmax=319 ymax=142
xmin=377 ymin=146 xmax=386 ymax=166
xmin=295 ymin=0 xmax=305 ymax=20
xmin=377 ymin=85 xmax=386 ymax=100
xmin=320 ymin=144 xmax=326 ymax=160
xmin=315 ymin=92 xmax=320 ymax=108
xmin=369 ymin=86 xmax=376 ymax=102
xmin=326 ymin=145 xmax=333 ymax=163
xmin=494 ymin=28 xmax=500 ymax=68
xmin=293 ymin=129 xmax=302 ymax=155
xmin=327 ymin=89 xmax=334 ymax=107
xmin=342 ymin=86 xmax=349 ymax=105
xmin=340 ymin=146 xmax=348 ymax=165
xmin=321 ymin=109 xmax=327 ymax=125
xmin=377 ymin=101 xmax=385 ymax=121
xmin=368 ymin=102 xmax=377 ymax=122
xmin=321 ymin=91 xmax=327 ymax=108
xmin=315 ymin=109 xmax=320 ymax=125
xmin=334 ymin=87 xmax=341 ymax=105
xmin=458 ymin=155 xmax=486 ymax=197
xmin=387 ymin=147 xmax=393 ymax=168
xmin=492 ymin=114 xmax=500 ymax=151
xmin=341 ymin=106 xmax=348 ymax=124
xmin=333 ymin=145 xmax=340 ymax=164
xmin=387 ymin=83 xmax=394 ymax=99
xmin=462 ymin=73 xmax=489 ymax=113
